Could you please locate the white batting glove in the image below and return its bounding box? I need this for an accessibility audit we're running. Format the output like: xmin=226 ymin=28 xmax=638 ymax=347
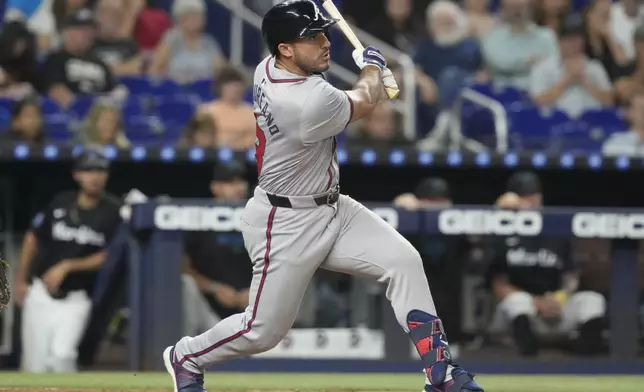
xmin=352 ymin=46 xmax=386 ymax=71
xmin=382 ymin=67 xmax=399 ymax=91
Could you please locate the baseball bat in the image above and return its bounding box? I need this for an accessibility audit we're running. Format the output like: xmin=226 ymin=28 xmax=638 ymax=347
xmin=321 ymin=0 xmax=400 ymax=100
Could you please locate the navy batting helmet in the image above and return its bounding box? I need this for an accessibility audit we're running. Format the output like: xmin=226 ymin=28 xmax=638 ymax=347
xmin=261 ymin=0 xmax=337 ymax=56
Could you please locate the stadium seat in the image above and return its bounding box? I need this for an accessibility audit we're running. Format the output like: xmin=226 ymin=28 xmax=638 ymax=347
xmin=243 ymin=89 xmax=254 ymax=104
xmin=124 ymin=116 xmax=163 ymax=143
xmin=149 ymin=79 xmax=182 ymax=98
xmin=69 ymin=96 xmax=95 ymax=119
xmin=550 ymin=120 xmax=603 ymax=153
xmin=157 ymin=98 xmax=196 ymax=129
xmin=45 ymin=120 xmax=73 ymax=141
xmin=579 ymin=108 xmax=628 ymax=135
xmin=508 ymin=107 xmax=569 ymax=150
xmin=120 ymin=76 xmax=152 ymax=96
xmin=0 ymin=98 xmax=14 ymax=113
xmin=186 ymin=79 xmax=215 ymax=102
xmin=122 ymin=98 xmax=146 ymax=121
xmin=0 ymin=107 xmax=11 ymax=128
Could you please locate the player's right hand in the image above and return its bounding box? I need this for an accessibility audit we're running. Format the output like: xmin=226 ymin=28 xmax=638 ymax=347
xmin=352 ymin=46 xmax=386 ymax=71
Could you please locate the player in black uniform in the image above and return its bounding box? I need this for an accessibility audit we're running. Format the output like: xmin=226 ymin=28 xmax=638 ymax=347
xmin=182 ymin=162 xmax=253 ymax=336
xmin=14 ymin=148 xmax=122 ymax=372
xmin=486 ymin=171 xmax=606 ymax=356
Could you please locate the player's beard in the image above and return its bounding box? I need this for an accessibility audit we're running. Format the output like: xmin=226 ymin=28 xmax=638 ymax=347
xmin=293 ymin=51 xmax=330 ymax=74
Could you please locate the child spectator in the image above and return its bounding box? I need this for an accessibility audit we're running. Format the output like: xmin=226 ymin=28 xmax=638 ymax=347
xmin=179 ymin=112 xmax=217 ymax=149
xmin=77 ymin=100 xmax=130 ymax=147
xmin=0 ymin=97 xmax=47 ymax=144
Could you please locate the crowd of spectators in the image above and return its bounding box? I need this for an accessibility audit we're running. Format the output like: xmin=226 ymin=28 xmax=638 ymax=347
xmin=0 ymin=0 xmax=644 ymax=155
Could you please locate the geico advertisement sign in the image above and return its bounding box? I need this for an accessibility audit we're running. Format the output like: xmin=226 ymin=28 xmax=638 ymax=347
xmin=572 ymin=213 xmax=644 ymax=239
xmin=154 ymin=205 xmax=401 ymax=231
xmin=154 ymin=206 xmax=245 ymax=231
xmin=438 ymin=209 xmax=542 ymax=236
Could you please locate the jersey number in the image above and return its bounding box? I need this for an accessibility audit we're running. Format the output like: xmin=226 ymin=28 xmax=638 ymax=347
xmin=255 ymin=124 xmax=266 ymax=175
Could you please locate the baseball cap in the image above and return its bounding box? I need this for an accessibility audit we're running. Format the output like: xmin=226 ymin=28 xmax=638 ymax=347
xmin=414 ymin=177 xmax=450 ymax=200
xmin=74 ymin=147 xmax=110 ymax=171
xmin=65 ymin=8 xmax=95 ymax=29
xmin=557 ymin=15 xmax=584 ymax=38
xmin=212 ymin=161 xmax=247 ymax=182
xmin=172 ymin=0 xmax=206 ymax=17
xmin=506 ymin=171 xmax=542 ymax=196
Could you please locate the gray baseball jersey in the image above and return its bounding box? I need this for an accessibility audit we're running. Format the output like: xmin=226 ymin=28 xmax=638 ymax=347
xmin=252 ymin=56 xmax=351 ymax=196
xmin=171 ymin=57 xmax=438 ymax=378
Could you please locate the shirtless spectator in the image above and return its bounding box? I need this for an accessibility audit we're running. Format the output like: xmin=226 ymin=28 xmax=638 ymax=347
xmin=198 ymin=67 xmax=255 ymax=150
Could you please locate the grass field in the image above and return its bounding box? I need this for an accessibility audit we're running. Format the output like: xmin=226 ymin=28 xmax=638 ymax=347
xmin=0 ymin=372 xmax=642 ymax=392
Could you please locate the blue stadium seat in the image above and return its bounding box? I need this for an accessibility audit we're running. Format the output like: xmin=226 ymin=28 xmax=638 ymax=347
xmin=45 ymin=120 xmax=73 ymax=141
xmin=124 ymin=116 xmax=162 ymax=143
xmin=0 ymin=107 xmax=11 ymax=128
xmin=243 ymin=89 xmax=254 ymax=104
xmin=186 ymin=79 xmax=215 ymax=102
xmin=69 ymin=96 xmax=95 ymax=119
xmin=579 ymin=108 xmax=628 ymax=135
xmin=550 ymin=120 xmax=603 ymax=153
xmin=149 ymin=79 xmax=182 ymax=98
xmin=157 ymin=98 xmax=196 ymax=129
xmin=122 ymin=98 xmax=146 ymax=120
xmin=120 ymin=76 xmax=152 ymax=96
xmin=508 ymin=107 xmax=569 ymax=150
xmin=0 ymin=98 xmax=14 ymax=113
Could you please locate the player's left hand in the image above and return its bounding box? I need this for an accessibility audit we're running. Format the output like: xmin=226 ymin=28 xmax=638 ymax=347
xmin=352 ymin=46 xmax=386 ymax=71
xmin=42 ymin=261 xmax=71 ymax=294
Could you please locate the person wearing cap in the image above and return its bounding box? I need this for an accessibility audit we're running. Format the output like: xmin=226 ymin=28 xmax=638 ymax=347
xmin=486 ymin=171 xmax=606 ymax=356
xmin=181 ymin=161 xmax=253 ymax=336
xmin=13 ymin=148 xmax=123 ymax=372
xmin=40 ymin=7 xmax=119 ymax=109
xmin=393 ymin=177 xmax=453 ymax=211
xmin=148 ymin=0 xmax=227 ymax=84
xmin=529 ymin=14 xmax=613 ymax=119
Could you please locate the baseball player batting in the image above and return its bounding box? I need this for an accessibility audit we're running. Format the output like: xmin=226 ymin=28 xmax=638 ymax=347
xmin=163 ymin=1 xmax=484 ymax=392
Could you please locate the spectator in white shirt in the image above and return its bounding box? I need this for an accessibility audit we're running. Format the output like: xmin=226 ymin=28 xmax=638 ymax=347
xmin=602 ymin=89 xmax=644 ymax=156
xmin=610 ymin=0 xmax=644 ymax=61
xmin=529 ymin=15 xmax=613 ymax=118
